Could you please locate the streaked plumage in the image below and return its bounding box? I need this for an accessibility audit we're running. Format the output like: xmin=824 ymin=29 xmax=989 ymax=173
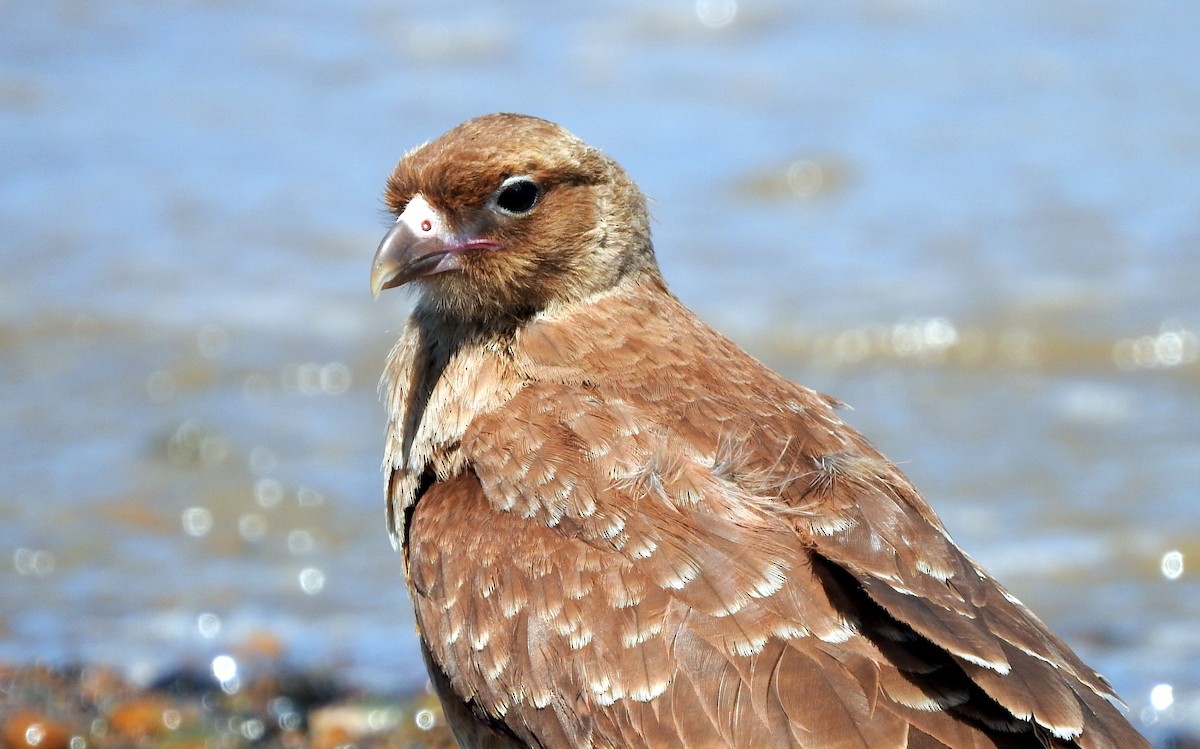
xmin=370 ymin=113 xmax=1149 ymax=749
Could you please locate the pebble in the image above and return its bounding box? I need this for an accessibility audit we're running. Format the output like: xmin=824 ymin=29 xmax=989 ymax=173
xmin=2 ymin=710 xmax=71 ymax=749
xmin=108 ymin=696 xmax=172 ymax=740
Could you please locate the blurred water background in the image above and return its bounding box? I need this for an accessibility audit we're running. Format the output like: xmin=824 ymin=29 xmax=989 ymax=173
xmin=1 ymin=0 xmax=1198 ymax=743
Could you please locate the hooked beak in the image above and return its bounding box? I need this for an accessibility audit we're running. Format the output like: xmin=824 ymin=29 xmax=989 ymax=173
xmin=370 ymin=194 xmax=503 ymax=298
xmin=370 ymin=195 xmax=463 ymax=298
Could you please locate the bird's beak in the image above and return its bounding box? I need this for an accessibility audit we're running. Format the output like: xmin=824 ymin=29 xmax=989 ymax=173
xmin=371 ymin=195 xmax=468 ymax=298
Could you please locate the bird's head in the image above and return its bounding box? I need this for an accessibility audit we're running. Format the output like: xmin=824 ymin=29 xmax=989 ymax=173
xmin=371 ymin=113 xmax=658 ymax=322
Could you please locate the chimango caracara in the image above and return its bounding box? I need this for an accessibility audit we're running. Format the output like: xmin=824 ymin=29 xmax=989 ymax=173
xmin=369 ymin=113 xmax=1149 ymax=749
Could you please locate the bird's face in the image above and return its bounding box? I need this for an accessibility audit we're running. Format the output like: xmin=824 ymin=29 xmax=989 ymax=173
xmin=371 ymin=113 xmax=654 ymax=321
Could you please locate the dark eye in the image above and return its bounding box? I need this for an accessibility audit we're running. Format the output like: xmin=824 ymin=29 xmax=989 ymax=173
xmin=493 ymin=177 xmax=541 ymax=216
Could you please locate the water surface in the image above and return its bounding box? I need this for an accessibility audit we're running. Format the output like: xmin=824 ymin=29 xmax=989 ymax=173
xmin=1 ymin=0 xmax=1197 ymax=742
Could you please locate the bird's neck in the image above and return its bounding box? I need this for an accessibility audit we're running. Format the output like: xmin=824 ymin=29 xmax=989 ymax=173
xmin=380 ymin=272 xmax=674 ymax=547
xmin=379 ymin=306 xmax=526 ymax=547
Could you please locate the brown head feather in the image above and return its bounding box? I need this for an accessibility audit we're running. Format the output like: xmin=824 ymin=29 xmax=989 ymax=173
xmin=381 ymin=113 xmax=657 ymax=322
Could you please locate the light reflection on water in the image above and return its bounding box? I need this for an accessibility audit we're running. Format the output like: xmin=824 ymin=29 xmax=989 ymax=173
xmin=2 ymin=0 xmax=1199 ymax=743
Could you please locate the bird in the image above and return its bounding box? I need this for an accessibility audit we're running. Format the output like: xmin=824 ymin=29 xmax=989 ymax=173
xmin=369 ymin=113 xmax=1150 ymax=749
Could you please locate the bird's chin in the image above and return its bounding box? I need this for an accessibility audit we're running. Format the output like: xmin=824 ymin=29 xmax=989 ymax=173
xmin=403 ymin=250 xmax=465 ymax=283
xmin=372 ymin=248 xmax=463 ymax=296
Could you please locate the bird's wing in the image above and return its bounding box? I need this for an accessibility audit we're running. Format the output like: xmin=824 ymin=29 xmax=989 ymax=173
xmin=403 ymin=287 xmax=1145 ymax=748
xmin=409 ymin=466 xmax=938 ymax=749
xmin=408 ymin=367 xmax=1145 ymax=749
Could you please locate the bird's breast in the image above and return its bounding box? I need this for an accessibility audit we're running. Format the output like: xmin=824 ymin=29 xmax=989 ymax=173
xmin=381 ymin=328 xmax=525 ymax=546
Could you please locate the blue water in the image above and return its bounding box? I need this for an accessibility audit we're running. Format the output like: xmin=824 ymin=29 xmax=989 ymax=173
xmin=2 ymin=1 xmax=1198 ymax=742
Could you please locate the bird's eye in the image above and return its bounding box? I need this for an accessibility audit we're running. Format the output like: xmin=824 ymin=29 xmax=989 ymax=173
xmin=493 ymin=177 xmax=541 ymax=216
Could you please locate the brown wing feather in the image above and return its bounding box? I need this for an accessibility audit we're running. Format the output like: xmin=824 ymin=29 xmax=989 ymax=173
xmin=400 ymin=284 xmax=1147 ymax=748
xmin=409 ymin=472 xmax=910 ymax=748
xmin=408 ymin=464 xmax=1091 ymax=748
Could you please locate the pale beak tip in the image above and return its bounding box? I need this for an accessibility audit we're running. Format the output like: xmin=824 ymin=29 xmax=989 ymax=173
xmin=370 ymin=258 xmax=397 ymax=300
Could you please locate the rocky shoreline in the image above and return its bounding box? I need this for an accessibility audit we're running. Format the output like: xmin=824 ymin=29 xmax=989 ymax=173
xmin=0 ymin=662 xmax=455 ymax=749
